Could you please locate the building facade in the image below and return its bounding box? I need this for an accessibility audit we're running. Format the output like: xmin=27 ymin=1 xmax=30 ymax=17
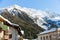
xmin=37 ymin=28 xmax=60 ymax=40
xmin=0 ymin=15 xmax=22 ymax=40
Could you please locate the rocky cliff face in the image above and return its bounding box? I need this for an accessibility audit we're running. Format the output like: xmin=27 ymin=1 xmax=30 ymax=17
xmin=0 ymin=8 xmax=44 ymax=39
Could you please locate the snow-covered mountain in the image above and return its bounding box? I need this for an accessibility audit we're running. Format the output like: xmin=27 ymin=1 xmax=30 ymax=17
xmin=0 ymin=5 xmax=60 ymax=30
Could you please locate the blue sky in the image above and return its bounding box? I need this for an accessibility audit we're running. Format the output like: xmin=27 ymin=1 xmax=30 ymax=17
xmin=0 ymin=0 xmax=60 ymax=14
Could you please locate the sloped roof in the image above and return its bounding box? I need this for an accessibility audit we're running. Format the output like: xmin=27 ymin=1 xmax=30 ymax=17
xmin=0 ymin=15 xmax=23 ymax=36
xmin=39 ymin=28 xmax=56 ymax=35
xmin=0 ymin=15 xmax=19 ymax=26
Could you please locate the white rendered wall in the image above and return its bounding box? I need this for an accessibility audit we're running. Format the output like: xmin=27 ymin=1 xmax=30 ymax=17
xmin=9 ymin=27 xmax=18 ymax=40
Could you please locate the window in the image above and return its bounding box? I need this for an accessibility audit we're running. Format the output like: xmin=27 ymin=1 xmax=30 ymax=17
xmin=40 ymin=37 xmax=42 ymax=40
xmin=0 ymin=27 xmax=2 ymax=32
xmin=43 ymin=36 xmax=45 ymax=40
xmin=58 ymin=33 xmax=60 ymax=40
xmin=9 ymin=34 xmax=12 ymax=39
xmin=49 ymin=35 xmax=51 ymax=40
xmin=59 ymin=33 xmax=60 ymax=36
xmin=46 ymin=36 xmax=48 ymax=40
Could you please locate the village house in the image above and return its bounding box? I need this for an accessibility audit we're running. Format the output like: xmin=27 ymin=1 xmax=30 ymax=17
xmin=37 ymin=28 xmax=60 ymax=40
xmin=0 ymin=15 xmax=23 ymax=40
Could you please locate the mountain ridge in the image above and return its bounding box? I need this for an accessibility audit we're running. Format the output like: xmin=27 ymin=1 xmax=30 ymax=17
xmin=0 ymin=5 xmax=60 ymax=30
xmin=0 ymin=5 xmax=60 ymax=38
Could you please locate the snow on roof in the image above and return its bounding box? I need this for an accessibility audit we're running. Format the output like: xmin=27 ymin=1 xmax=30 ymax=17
xmin=0 ymin=15 xmax=19 ymax=26
xmin=40 ymin=28 xmax=56 ymax=35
